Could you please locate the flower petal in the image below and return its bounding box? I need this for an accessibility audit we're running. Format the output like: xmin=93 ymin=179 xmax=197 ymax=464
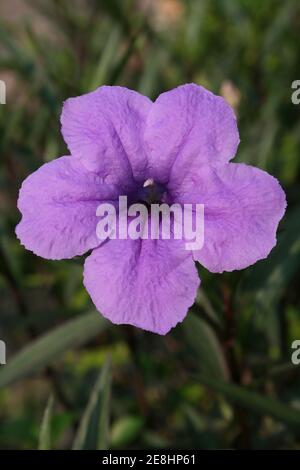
xmin=144 ymin=83 xmax=239 ymax=183
xmin=83 ymin=238 xmax=199 ymax=335
xmin=171 ymin=163 xmax=286 ymax=272
xmin=16 ymin=156 xmax=122 ymax=260
xmin=61 ymin=86 xmax=152 ymax=182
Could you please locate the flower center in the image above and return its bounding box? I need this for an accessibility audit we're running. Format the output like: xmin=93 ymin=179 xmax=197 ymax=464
xmin=136 ymin=179 xmax=166 ymax=208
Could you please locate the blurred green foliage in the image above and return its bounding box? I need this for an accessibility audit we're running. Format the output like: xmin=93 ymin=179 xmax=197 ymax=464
xmin=0 ymin=0 xmax=300 ymax=450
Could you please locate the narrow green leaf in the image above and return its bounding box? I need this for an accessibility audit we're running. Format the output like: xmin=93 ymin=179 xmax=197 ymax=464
xmin=73 ymin=356 xmax=112 ymax=450
xmin=0 ymin=312 xmax=108 ymax=388
xmin=138 ymin=48 xmax=162 ymax=97
xmin=183 ymin=313 xmax=229 ymax=381
xmin=88 ymin=25 xmax=122 ymax=91
xmin=196 ymin=288 xmax=222 ymax=327
xmin=110 ymin=416 xmax=144 ymax=448
xmin=38 ymin=395 xmax=54 ymax=450
xmin=197 ymin=375 xmax=300 ymax=429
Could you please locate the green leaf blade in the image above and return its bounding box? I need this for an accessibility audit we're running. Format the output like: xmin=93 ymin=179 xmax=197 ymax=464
xmin=38 ymin=395 xmax=54 ymax=450
xmin=73 ymin=356 xmax=112 ymax=450
xmin=0 ymin=312 xmax=108 ymax=388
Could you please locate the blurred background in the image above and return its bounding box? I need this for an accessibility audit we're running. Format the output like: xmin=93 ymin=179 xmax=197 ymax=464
xmin=0 ymin=0 xmax=300 ymax=450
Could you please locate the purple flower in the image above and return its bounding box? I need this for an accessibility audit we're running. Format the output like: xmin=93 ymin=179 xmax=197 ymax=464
xmin=16 ymin=84 xmax=286 ymax=335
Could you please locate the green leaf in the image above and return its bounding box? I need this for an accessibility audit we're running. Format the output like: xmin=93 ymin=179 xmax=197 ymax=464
xmin=138 ymin=48 xmax=162 ymax=97
xmin=0 ymin=312 xmax=108 ymax=388
xmin=73 ymin=356 xmax=112 ymax=450
xmin=197 ymin=375 xmax=300 ymax=429
xmin=183 ymin=312 xmax=229 ymax=381
xmin=88 ymin=25 xmax=122 ymax=91
xmin=38 ymin=395 xmax=54 ymax=450
xmin=110 ymin=416 xmax=144 ymax=448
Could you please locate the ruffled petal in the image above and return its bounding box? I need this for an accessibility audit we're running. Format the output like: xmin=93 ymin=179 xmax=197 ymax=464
xmin=16 ymin=156 xmax=122 ymax=260
xmin=61 ymin=85 xmax=152 ymax=182
xmin=144 ymin=83 xmax=239 ymax=183
xmin=83 ymin=238 xmax=199 ymax=335
xmin=170 ymin=163 xmax=286 ymax=272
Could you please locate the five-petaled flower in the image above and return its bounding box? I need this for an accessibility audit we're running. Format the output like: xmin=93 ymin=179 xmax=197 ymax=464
xmin=16 ymin=84 xmax=286 ymax=334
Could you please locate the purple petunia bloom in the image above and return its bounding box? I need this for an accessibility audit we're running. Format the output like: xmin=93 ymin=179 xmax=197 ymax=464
xmin=16 ymin=84 xmax=286 ymax=335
